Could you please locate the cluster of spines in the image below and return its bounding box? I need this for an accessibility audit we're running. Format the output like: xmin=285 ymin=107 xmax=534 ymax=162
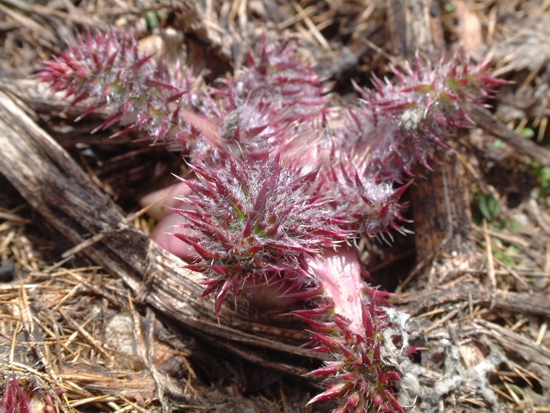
xmin=302 ymin=300 xmax=404 ymax=413
xmin=38 ymin=31 xmax=210 ymax=152
xmin=366 ymin=52 xmax=505 ymax=128
xmin=170 ymin=153 xmax=347 ymax=314
xmin=345 ymin=53 xmax=507 ymax=179
xmin=0 ymin=376 xmax=56 ymax=413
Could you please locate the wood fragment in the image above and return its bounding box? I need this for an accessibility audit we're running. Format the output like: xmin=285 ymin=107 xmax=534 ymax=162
xmin=467 ymin=103 xmax=550 ymax=169
xmin=454 ymin=0 xmax=484 ymax=57
xmin=396 ymin=285 xmax=550 ymax=318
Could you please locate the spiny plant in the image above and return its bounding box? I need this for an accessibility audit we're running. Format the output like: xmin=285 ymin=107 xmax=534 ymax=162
xmin=39 ymin=29 xmax=504 ymax=412
xmin=0 ymin=376 xmax=57 ymax=413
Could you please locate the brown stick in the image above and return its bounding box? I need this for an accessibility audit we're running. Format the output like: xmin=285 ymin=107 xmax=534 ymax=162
xmin=395 ymin=285 xmax=550 ymax=318
xmin=466 ymin=103 xmax=550 ymax=168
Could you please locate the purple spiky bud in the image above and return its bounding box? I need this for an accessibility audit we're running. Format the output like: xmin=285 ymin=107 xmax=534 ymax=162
xmin=321 ymin=157 xmax=409 ymax=237
xmin=365 ymin=52 xmax=506 ymax=130
xmin=0 ymin=376 xmax=30 ymax=413
xmin=0 ymin=375 xmax=57 ymax=413
xmin=38 ymin=30 xmax=224 ymax=157
xmin=350 ymin=52 xmax=508 ymax=177
xmin=171 ymin=152 xmax=349 ymax=314
xmin=301 ymin=297 xmax=406 ymax=413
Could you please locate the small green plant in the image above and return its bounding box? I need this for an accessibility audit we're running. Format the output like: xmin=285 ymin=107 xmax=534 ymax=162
xmin=531 ymin=161 xmax=550 ymax=199
xmin=475 ymin=193 xmax=501 ymax=223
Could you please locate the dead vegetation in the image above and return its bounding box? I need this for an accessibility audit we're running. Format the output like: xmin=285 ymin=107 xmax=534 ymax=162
xmin=0 ymin=0 xmax=550 ymax=412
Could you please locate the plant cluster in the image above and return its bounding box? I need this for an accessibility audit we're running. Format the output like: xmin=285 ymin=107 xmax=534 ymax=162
xmin=39 ymin=30 xmax=504 ymax=412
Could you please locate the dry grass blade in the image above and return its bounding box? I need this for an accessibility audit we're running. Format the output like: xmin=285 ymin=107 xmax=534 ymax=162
xmin=474 ymin=319 xmax=550 ymax=368
xmin=0 ymin=5 xmax=53 ymax=46
xmin=0 ymin=0 xmax=108 ymax=31
xmin=482 ymin=220 xmax=497 ymax=308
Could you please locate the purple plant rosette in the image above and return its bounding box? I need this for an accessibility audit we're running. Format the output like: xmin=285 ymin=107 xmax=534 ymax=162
xmin=39 ymin=30 xmax=505 ymax=413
